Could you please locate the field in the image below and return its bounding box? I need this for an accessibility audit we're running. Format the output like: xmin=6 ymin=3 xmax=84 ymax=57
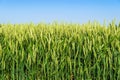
xmin=0 ymin=22 xmax=120 ymax=80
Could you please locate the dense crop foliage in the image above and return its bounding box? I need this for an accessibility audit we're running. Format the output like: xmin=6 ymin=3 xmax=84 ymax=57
xmin=0 ymin=22 xmax=120 ymax=80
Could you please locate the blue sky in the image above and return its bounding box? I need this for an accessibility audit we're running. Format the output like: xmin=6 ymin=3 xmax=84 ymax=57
xmin=0 ymin=0 xmax=120 ymax=24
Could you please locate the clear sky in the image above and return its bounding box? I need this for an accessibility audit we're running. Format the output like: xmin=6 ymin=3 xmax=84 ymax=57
xmin=0 ymin=0 xmax=120 ymax=24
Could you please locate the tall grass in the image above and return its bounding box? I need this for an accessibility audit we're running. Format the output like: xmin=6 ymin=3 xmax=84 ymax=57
xmin=0 ymin=22 xmax=120 ymax=80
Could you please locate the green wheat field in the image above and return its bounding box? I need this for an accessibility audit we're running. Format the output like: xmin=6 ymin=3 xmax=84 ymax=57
xmin=0 ymin=21 xmax=120 ymax=80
